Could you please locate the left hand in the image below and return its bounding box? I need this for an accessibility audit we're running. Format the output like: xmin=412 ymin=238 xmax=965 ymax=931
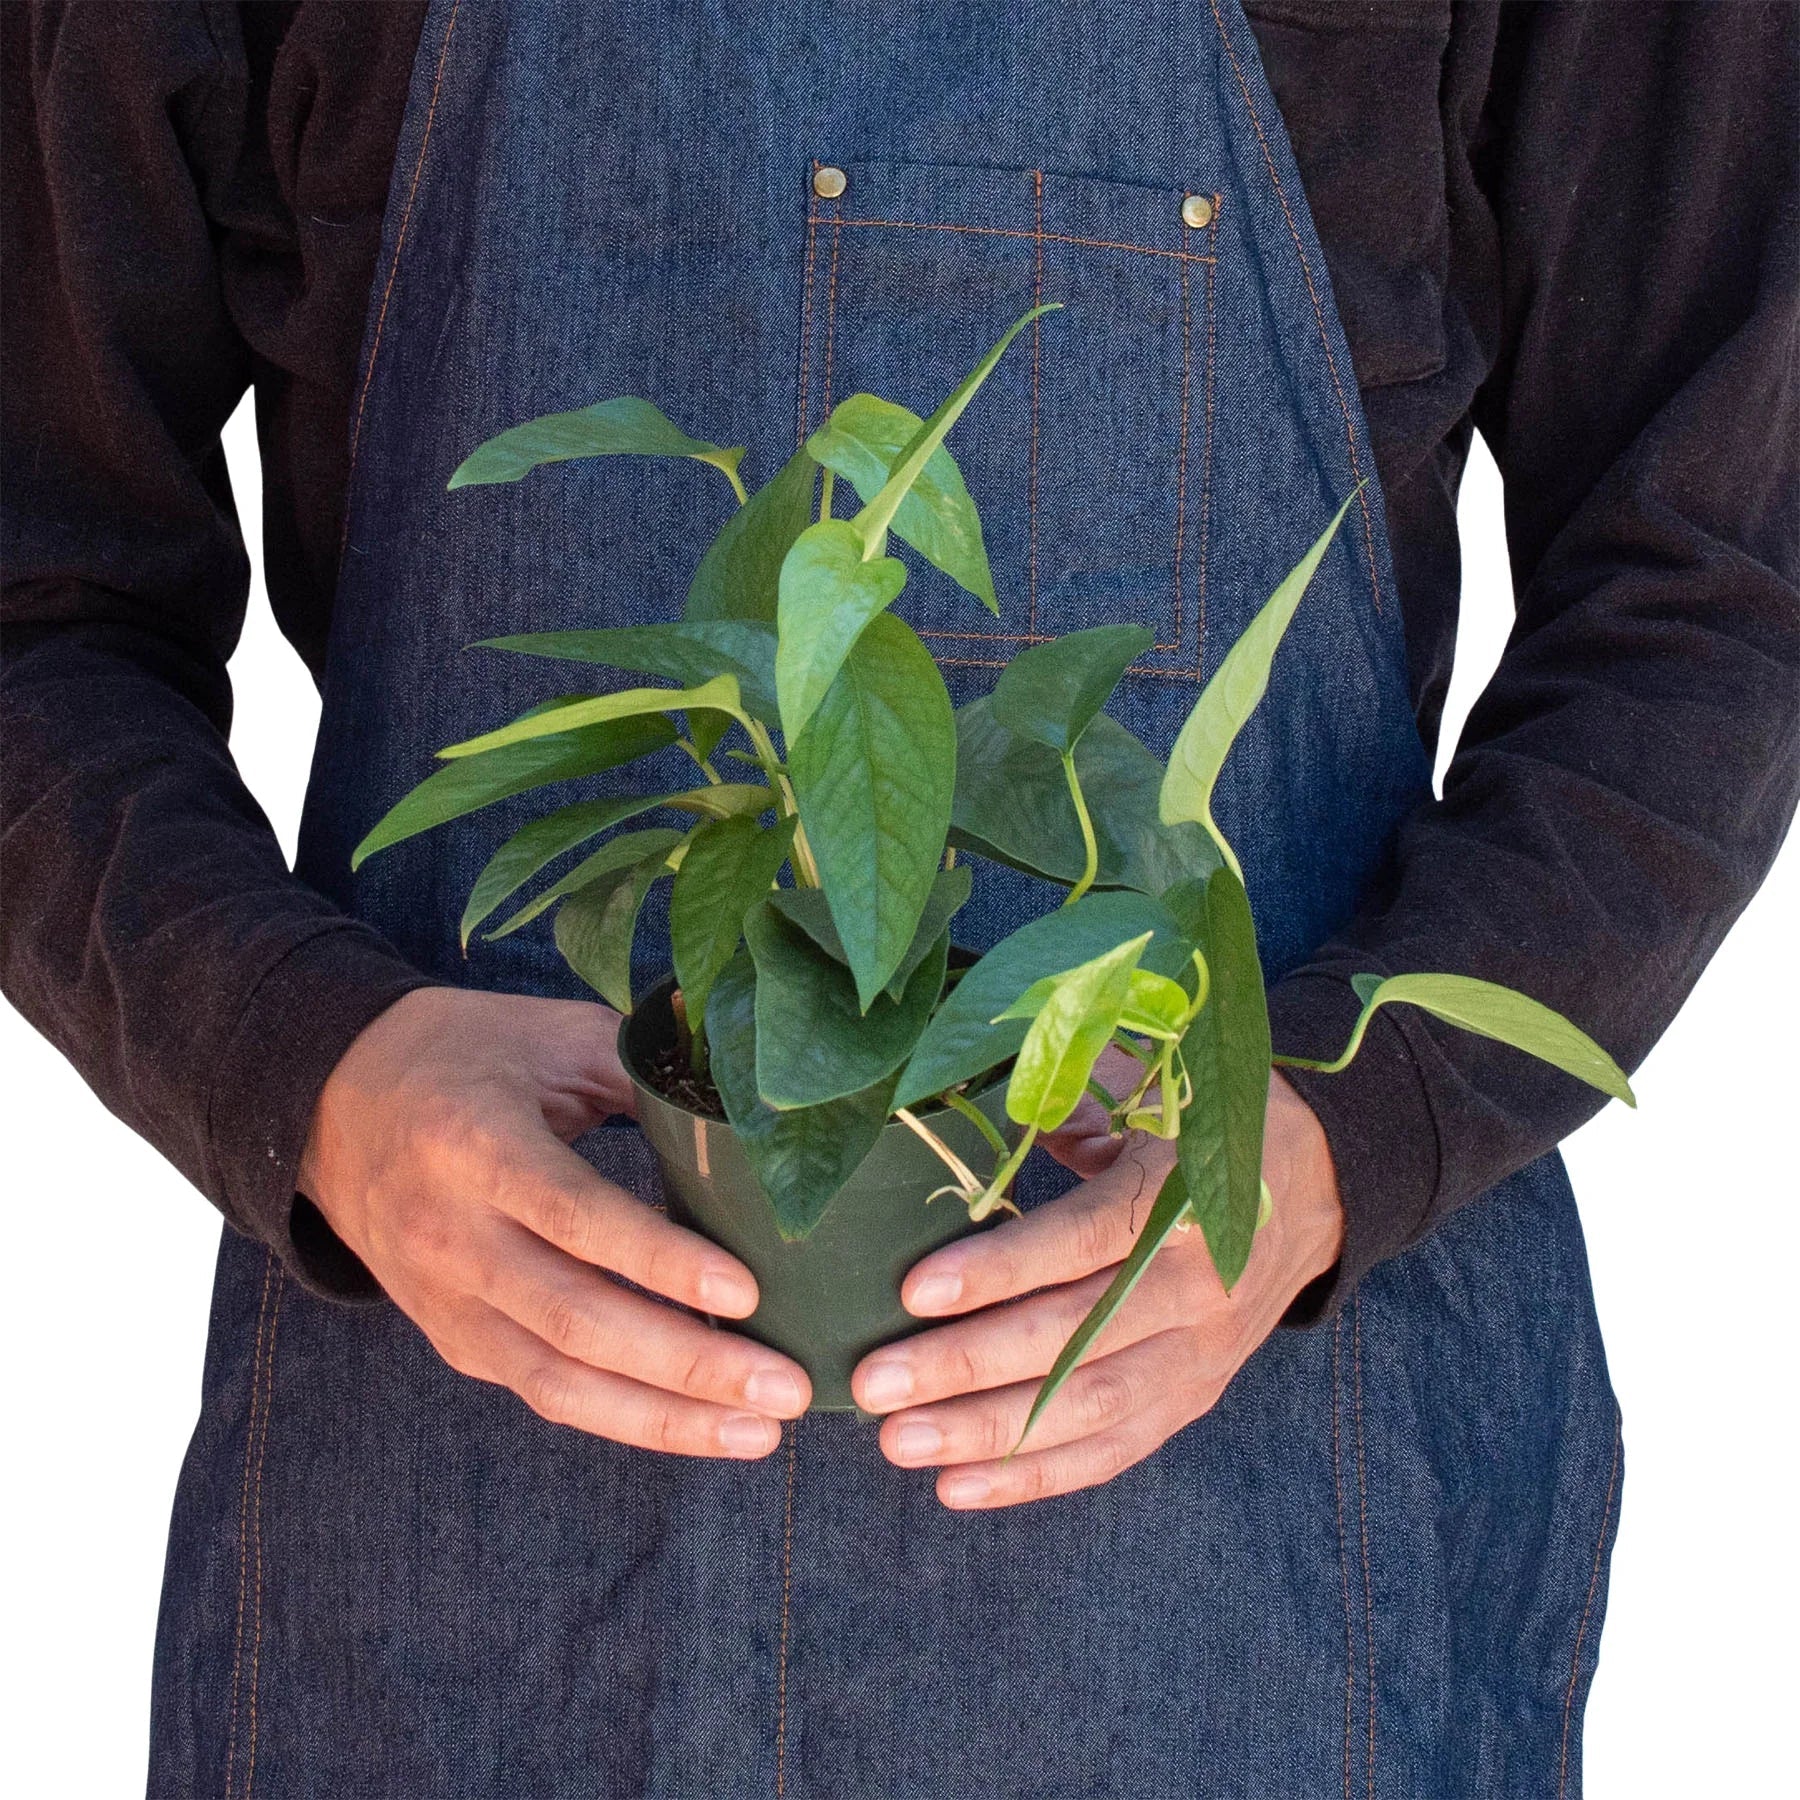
xmin=850 ymin=1055 xmax=1346 ymax=1509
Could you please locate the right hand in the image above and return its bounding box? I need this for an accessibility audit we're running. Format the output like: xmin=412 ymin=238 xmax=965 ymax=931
xmin=298 ymin=986 xmax=810 ymax=1457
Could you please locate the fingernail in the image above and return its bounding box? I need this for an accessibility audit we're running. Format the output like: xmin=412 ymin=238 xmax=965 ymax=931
xmin=891 ymin=1420 xmax=943 ymax=1465
xmin=745 ymin=1368 xmax=804 ymax=1415
xmin=940 ymin=1472 xmax=991 ymax=1508
xmin=719 ymin=1412 xmax=779 ymax=1457
xmin=858 ymin=1359 xmax=914 ymax=1411
xmin=908 ymin=1270 xmax=963 ymax=1315
xmin=699 ymin=1267 xmax=756 ymax=1315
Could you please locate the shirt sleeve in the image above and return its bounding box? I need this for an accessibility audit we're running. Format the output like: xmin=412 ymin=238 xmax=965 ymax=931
xmin=1 ymin=2 xmax=429 ymax=1297
xmin=1270 ymin=2 xmax=1800 ymax=1321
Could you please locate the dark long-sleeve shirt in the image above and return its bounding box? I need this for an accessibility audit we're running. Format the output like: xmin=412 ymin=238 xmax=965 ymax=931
xmin=4 ymin=1 xmax=1797 ymax=1315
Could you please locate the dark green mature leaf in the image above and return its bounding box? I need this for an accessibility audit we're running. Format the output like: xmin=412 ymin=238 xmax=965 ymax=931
xmin=350 ymin=714 xmax=675 ymax=869
xmin=1019 ymin=1160 xmax=1194 ymax=1448
xmin=744 ymin=902 xmax=949 ymax=1109
xmin=705 ymin=952 xmax=894 ymax=1239
xmin=476 ymin=622 xmax=781 ymax=724
xmin=1348 ymin=972 xmax=1636 ymax=1105
xmin=1006 ymin=934 xmax=1152 ymax=1131
xmin=893 ymin=889 xmax=1194 ymax=1109
xmin=789 ymin=613 xmax=956 ymax=1009
xmin=767 ymin=864 xmax=971 ymax=1002
xmin=670 ymin=814 xmax=797 ymax=1045
xmin=551 ymin=841 xmax=676 ymax=1012
xmin=807 ymin=393 xmax=996 ymax=613
xmin=991 ymin=625 xmax=1153 ymax=755
xmin=775 ymin=518 xmax=909 ymax=742
xmin=1160 ymin=492 xmax=1356 ymax=870
xmin=484 ymin=827 xmax=684 ymax=940
xmin=437 ymin=675 xmax=745 ymax=761
xmin=687 ymin=444 xmax=818 ymax=623
xmin=448 ymin=396 xmax=744 ymax=492
xmin=1176 ymin=867 xmax=1271 ymax=1289
xmin=952 ymin=699 xmax=1221 ymax=896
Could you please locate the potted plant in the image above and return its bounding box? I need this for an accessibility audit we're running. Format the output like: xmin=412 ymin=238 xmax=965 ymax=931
xmin=356 ymin=307 xmax=1633 ymax=1422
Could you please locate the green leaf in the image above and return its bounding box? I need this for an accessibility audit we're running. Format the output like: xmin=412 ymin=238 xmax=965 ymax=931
xmin=806 ymin=393 xmax=996 ymax=613
xmin=669 ymin=814 xmax=797 ymax=1046
xmin=952 ymin=699 xmax=1221 ymax=896
xmin=996 ymin=964 xmax=1193 ymax=1041
xmin=1347 ymin=972 xmax=1636 ymax=1106
xmin=853 ymin=304 xmax=1061 ymax=553
xmin=551 ymin=841 xmax=676 ymax=1012
xmin=436 ymin=675 xmax=745 ymax=761
xmin=1160 ymin=492 xmax=1358 ymax=874
xmin=448 ymin=396 xmax=744 ymax=493
xmin=775 ymin=518 xmax=909 ymax=742
xmin=1006 ymin=933 xmax=1152 ymax=1130
xmin=991 ymin=625 xmax=1153 ymax=755
xmin=687 ymin=444 xmax=818 ymax=623
xmin=484 ymin=827 xmax=684 ymax=940
xmin=789 ymin=612 xmax=956 ymax=1009
xmin=768 ymin=864 xmax=972 ymax=1002
xmin=1176 ymin=867 xmax=1271 ymax=1290
xmin=705 ymin=952 xmax=895 ymax=1239
xmin=893 ymin=889 xmax=1196 ymax=1110
xmin=475 ymin=622 xmax=780 ymax=724
xmin=1019 ymin=1159 xmax=1193 ymax=1449
xmin=744 ymin=902 xmax=949 ymax=1109
xmin=350 ymin=713 xmax=676 ymax=869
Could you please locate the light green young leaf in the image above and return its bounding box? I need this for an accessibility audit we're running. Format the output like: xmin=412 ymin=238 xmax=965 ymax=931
xmin=483 ymin=827 xmax=684 ymax=941
xmin=448 ymin=396 xmax=744 ymax=496
xmin=775 ymin=518 xmax=909 ymax=742
xmin=686 ymin=444 xmax=818 ymax=623
xmin=436 ymin=675 xmax=745 ymax=761
xmin=806 ymin=393 xmax=997 ymax=612
xmin=991 ymin=624 xmax=1153 ymax=755
xmin=1006 ymin=933 xmax=1152 ymax=1132
xmin=768 ymin=863 xmax=971 ymax=1003
xmin=551 ymin=841 xmax=677 ymax=1013
xmin=1159 ymin=491 xmax=1359 ymax=875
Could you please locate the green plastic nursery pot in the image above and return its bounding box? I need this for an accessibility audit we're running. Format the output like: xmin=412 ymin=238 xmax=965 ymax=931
xmin=620 ymin=976 xmax=1014 ymax=1412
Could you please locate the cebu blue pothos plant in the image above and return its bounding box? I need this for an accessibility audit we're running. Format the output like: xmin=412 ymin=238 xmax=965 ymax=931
xmin=357 ymin=306 xmax=1633 ymax=1433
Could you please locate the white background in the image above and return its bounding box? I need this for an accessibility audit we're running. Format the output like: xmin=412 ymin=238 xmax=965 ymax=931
xmin=2 ymin=407 xmax=1794 ymax=1792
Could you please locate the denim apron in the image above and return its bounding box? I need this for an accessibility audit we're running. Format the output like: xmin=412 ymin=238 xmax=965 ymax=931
xmin=149 ymin=3 xmax=1624 ymax=1794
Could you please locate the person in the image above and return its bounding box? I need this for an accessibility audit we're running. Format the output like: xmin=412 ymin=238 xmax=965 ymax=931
xmin=4 ymin=2 xmax=1794 ymax=1793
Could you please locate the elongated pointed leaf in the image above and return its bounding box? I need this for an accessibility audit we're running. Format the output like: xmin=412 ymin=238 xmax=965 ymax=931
xmin=1349 ymin=972 xmax=1636 ymax=1105
xmin=768 ymin=864 xmax=971 ymax=1003
xmin=476 ymin=622 xmax=780 ymax=724
xmin=991 ymin=625 xmax=1153 ymax=755
xmin=437 ymin=675 xmax=745 ymax=761
xmin=351 ymin=713 xmax=675 ymax=869
xmin=484 ymin=827 xmax=683 ymax=941
xmin=552 ymin=842 xmax=676 ymax=1013
xmin=775 ymin=518 xmax=909 ymax=742
xmin=1176 ymin=867 xmax=1271 ymax=1289
xmin=669 ymin=814 xmax=797 ymax=1045
xmin=996 ymin=963 xmax=1193 ymax=1040
xmin=853 ymin=304 xmax=1061 ymax=552
xmin=807 ymin=393 xmax=996 ymax=612
xmin=894 ymin=890 xmax=1195 ymax=1109
xmin=687 ymin=444 xmax=818 ymax=623
xmin=789 ymin=612 xmax=955 ymax=1009
xmin=1159 ymin=492 xmax=1358 ymax=868
xmin=705 ymin=952 xmax=894 ymax=1239
xmin=1019 ymin=1159 xmax=1193 ymax=1448
xmin=1006 ymin=934 xmax=1151 ymax=1130
xmin=448 ymin=396 xmax=743 ymax=492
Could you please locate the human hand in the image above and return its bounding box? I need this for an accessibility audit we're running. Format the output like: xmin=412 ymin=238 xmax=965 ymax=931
xmin=851 ymin=1051 xmax=1343 ymax=1507
xmin=299 ymin=987 xmax=810 ymax=1455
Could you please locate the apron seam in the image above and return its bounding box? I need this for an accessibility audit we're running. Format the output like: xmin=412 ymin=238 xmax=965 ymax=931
xmin=831 ymin=215 xmax=1216 ymax=265
xmin=1196 ymin=194 xmax=1222 ymax=676
xmin=820 ymin=202 xmax=847 ymax=422
xmin=1027 ymin=169 xmax=1044 ymax=636
xmin=774 ymin=1420 xmax=802 ymax=1798
xmin=1332 ymin=1314 xmax=1356 ymax=1800
xmin=796 ymin=169 xmax=823 ymax=448
xmin=1557 ymin=1407 xmax=1623 ymax=1798
xmin=239 ymin=1268 xmax=286 ymax=1799
xmin=222 ymin=1254 xmax=274 ymax=1799
xmin=1353 ymin=1295 xmax=1377 ymax=1799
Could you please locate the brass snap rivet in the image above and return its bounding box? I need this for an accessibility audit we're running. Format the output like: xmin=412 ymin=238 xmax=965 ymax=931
xmin=1181 ymin=193 xmax=1215 ymax=229
xmin=813 ymin=165 xmax=848 ymax=200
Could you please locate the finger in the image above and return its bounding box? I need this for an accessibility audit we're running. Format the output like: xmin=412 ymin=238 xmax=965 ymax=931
xmin=1039 ymin=1128 xmax=1124 ymax=1178
xmin=476 ymin=1223 xmax=811 ymax=1416
xmin=435 ymin=1300 xmax=786 ymax=1459
xmin=901 ymin=1139 xmax=1176 ymax=1319
xmin=528 ymin=998 xmax=640 ymax=1134
xmin=933 ymin=1406 xmax=1178 ymax=1509
xmin=877 ymin=1329 xmax=1202 ymax=1469
xmin=854 ymin=1264 xmax=1186 ymax=1412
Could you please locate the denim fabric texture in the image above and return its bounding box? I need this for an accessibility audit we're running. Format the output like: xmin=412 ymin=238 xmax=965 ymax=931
xmin=149 ymin=1 xmax=1622 ymax=1792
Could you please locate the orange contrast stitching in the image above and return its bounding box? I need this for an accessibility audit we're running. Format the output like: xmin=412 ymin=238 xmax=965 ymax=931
xmin=223 ymin=1256 xmax=273 ymax=1799
xmin=1353 ymin=1298 xmax=1376 ymax=1798
xmin=820 ymin=200 xmax=845 ymax=418
xmin=1205 ymin=0 xmax=1383 ymax=613
xmin=774 ymin=1421 xmax=801 ymax=1797
xmin=1196 ymin=196 xmax=1220 ymax=676
xmin=1558 ymin=1412 xmax=1623 ymax=1797
xmin=1332 ymin=1315 xmax=1356 ymax=1800
xmin=831 ymin=215 xmax=1215 ymax=265
xmin=1171 ymin=233 xmax=1193 ymax=659
xmin=345 ymin=0 xmax=463 ymax=490
xmin=239 ymin=1270 xmax=286 ymax=1798
xmin=1027 ymin=170 xmax=1044 ymax=634
xmin=796 ymin=178 xmax=822 ymax=447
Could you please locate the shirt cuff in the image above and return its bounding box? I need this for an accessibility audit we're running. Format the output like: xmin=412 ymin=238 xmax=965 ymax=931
xmin=1265 ymin=967 xmax=1442 ymax=1326
xmin=204 ymin=922 xmax=434 ymax=1301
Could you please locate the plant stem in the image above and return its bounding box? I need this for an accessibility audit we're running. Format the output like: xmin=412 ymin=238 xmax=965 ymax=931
xmin=1062 ymin=750 xmax=1099 ymax=905
xmin=1271 ymin=997 xmax=1378 ymax=1077
xmin=819 ymin=466 xmax=835 ymax=520
xmin=894 ymin=1107 xmax=982 ymax=1198
xmin=676 ymin=740 xmax=723 ymax=785
xmin=722 ymin=464 xmax=749 ymax=507
xmin=938 ymin=1089 xmax=1011 ymax=1162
